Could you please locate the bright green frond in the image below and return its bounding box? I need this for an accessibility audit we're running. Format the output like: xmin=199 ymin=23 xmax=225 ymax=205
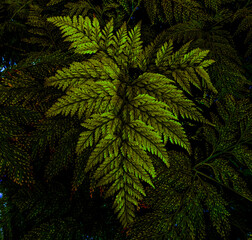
xmin=159 ymin=119 xmax=192 ymax=155
xmin=169 ymin=40 xmax=193 ymax=67
xmin=111 ymin=175 xmax=145 ymax=227
xmin=183 ymin=67 xmax=202 ymax=90
xmin=125 ymin=119 xmax=170 ymax=167
xmin=79 ymin=58 xmax=120 ymax=81
xmin=76 ymin=113 xmax=120 ymax=155
xmin=45 ymin=82 xmax=116 ymax=119
xmin=84 ymin=134 xmax=120 ymax=173
xmin=126 ymin=20 xmax=144 ymax=67
xmin=47 ymin=15 xmax=100 ymax=54
xmin=182 ymin=48 xmax=202 ymax=64
xmin=44 ymin=57 xmax=121 ymax=91
xmin=94 ymin=162 xmax=122 ymax=187
xmin=90 ymin=16 xmax=103 ymax=46
xmin=190 ymin=50 xmax=210 ymax=65
xmin=121 ymin=141 xmax=156 ymax=185
xmin=45 ymin=90 xmax=86 ymax=118
xmin=101 ymin=18 xmax=114 ymax=49
xmin=129 ymin=73 xmax=176 ymax=103
xmin=172 ymin=69 xmax=192 ymax=95
xmin=129 ymin=94 xmax=171 ymax=112
xmin=195 ymin=67 xmax=218 ymax=94
xmin=107 ymin=21 xmax=128 ymax=68
xmin=154 ymin=40 xmax=217 ymax=96
xmin=161 ymin=89 xmax=215 ymax=126
xmin=128 ymin=72 xmax=215 ymax=127
xmin=42 ymin=11 xmax=232 ymax=232
xmin=199 ymin=59 xmax=216 ymax=68
xmin=44 ymin=62 xmax=92 ymax=91
xmin=155 ymin=39 xmax=173 ymax=67
xmin=128 ymin=93 xmax=191 ymax=154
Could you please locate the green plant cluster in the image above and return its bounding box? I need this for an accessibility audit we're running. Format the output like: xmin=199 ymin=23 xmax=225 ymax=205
xmin=0 ymin=0 xmax=252 ymax=239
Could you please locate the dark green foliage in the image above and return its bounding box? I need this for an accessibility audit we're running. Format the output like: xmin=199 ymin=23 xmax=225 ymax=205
xmin=0 ymin=0 xmax=252 ymax=239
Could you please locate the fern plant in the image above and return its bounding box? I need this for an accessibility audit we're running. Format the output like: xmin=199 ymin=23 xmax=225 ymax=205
xmin=44 ymin=14 xmax=217 ymax=228
xmin=122 ymin=94 xmax=252 ymax=239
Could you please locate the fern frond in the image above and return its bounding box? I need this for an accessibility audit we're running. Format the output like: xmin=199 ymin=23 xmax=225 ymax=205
xmin=125 ymin=151 xmax=205 ymax=240
xmin=47 ymin=15 xmax=101 ymax=54
xmin=44 ymin=57 xmax=121 ymax=91
xmin=202 ymin=183 xmax=231 ymax=239
xmin=231 ymin=145 xmax=252 ymax=173
xmin=203 ymin=0 xmax=221 ymax=12
xmin=126 ymin=20 xmax=144 ymax=67
xmin=45 ymin=81 xmax=117 ymax=119
xmin=209 ymin=158 xmax=252 ymax=202
xmin=130 ymin=69 xmax=215 ymax=127
xmin=46 ymin=14 xmax=219 ymax=229
xmin=46 ymin=0 xmax=64 ymax=6
xmin=101 ymin=18 xmax=114 ymax=49
xmin=76 ymin=112 xmax=120 ymax=154
xmin=126 ymin=119 xmax=170 ymax=164
xmin=107 ymin=20 xmax=128 ymax=68
xmin=94 ymin=141 xmax=156 ymax=188
xmin=128 ymin=94 xmax=192 ymax=155
xmin=154 ymin=39 xmax=217 ymax=95
xmin=233 ymin=7 xmax=252 ymax=58
xmin=155 ymin=39 xmax=174 ymax=67
xmin=62 ymin=0 xmax=93 ymax=17
xmin=22 ymin=217 xmax=81 ymax=239
xmin=137 ymin=30 xmax=172 ymax=71
xmin=143 ymin=0 xmax=158 ymax=25
xmin=83 ymin=134 xmax=120 ymax=174
xmin=195 ymin=66 xmax=217 ymax=94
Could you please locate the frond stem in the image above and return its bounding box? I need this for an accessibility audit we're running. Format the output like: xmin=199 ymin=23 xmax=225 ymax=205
xmin=194 ymin=169 xmax=252 ymax=202
xmin=126 ymin=0 xmax=142 ymax=26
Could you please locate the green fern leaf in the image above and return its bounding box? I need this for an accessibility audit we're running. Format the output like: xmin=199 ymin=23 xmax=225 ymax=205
xmin=124 ymin=119 xmax=170 ymax=166
xmin=172 ymin=69 xmax=192 ymax=95
xmin=231 ymin=145 xmax=252 ymax=172
xmin=155 ymin=39 xmax=173 ymax=67
xmin=107 ymin=21 xmax=128 ymax=68
xmin=47 ymin=15 xmax=100 ymax=54
xmin=203 ymin=183 xmax=231 ymax=238
xmin=83 ymin=134 xmax=120 ymax=173
xmin=128 ymin=72 xmax=215 ymax=126
xmin=129 ymin=94 xmax=192 ymax=155
xmin=45 ymin=82 xmax=116 ymax=119
xmin=209 ymin=158 xmax=252 ymax=202
xmin=155 ymin=40 xmax=217 ymax=95
xmin=195 ymin=66 xmax=218 ymax=94
xmin=101 ymin=18 xmax=114 ymax=49
xmin=94 ymin=141 xmax=156 ymax=188
xmin=161 ymin=0 xmax=173 ymax=25
xmin=127 ymin=20 xmax=144 ymax=67
xmin=44 ymin=62 xmax=93 ymax=91
xmin=46 ymin=14 xmax=219 ymax=229
xmin=76 ymin=112 xmax=120 ymax=154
